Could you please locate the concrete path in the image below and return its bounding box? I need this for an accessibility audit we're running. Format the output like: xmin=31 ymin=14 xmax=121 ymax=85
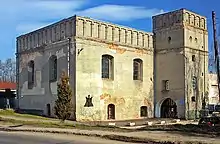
xmin=0 ymin=131 xmax=132 ymax=144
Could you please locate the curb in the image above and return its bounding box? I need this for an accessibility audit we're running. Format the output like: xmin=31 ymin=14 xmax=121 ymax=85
xmin=0 ymin=127 xmax=175 ymax=144
xmin=0 ymin=127 xmax=209 ymax=144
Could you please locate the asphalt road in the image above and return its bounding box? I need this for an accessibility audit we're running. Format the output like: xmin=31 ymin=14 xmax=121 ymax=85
xmin=0 ymin=131 xmax=135 ymax=144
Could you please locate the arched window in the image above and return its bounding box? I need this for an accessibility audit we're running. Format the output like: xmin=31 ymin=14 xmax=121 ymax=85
xmin=189 ymin=36 xmax=192 ymax=42
xmin=140 ymin=106 xmax=148 ymax=117
xmin=28 ymin=60 xmax=35 ymax=89
xmin=102 ymin=55 xmax=114 ymax=79
xmin=133 ymin=58 xmax=143 ymax=80
xmin=168 ymin=36 xmax=171 ymax=44
xmin=108 ymin=104 xmax=115 ymax=119
xmin=49 ymin=55 xmax=57 ymax=82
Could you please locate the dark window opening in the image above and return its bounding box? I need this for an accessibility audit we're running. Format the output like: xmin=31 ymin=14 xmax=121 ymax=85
xmin=49 ymin=55 xmax=57 ymax=82
xmin=102 ymin=55 xmax=114 ymax=79
xmin=108 ymin=104 xmax=115 ymax=119
xmin=168 ymin=36 xmax=171 ymax=43
xmin=133 ymin=59 xmax=143 ymax=80
xmin=192 ymin=55 xmax=196 ymax=62
xmin=47 ymin=104 xmax=51 ymax=117
xmin=140 ymin=106 xmax=148 ymax=117
xmin=28 ymin=60 xmax=35 ymax=89
xmin=191 ymin=96 xmax=196 ymax=102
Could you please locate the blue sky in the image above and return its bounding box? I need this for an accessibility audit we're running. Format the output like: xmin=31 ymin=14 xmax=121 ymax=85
xmin=0 ymin=0 xmax=219 ymax=62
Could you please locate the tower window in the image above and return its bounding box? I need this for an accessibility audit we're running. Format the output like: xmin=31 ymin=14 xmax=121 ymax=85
xmin=168 ymin=37 xmax=171 ymax=44
xmin=192 ymin=55 xmax=196 ymax=62
xmin=189 ymin=36 xmax=192 ymax=42
xmin=191 ymin=96 xmax=196 ymax=102
xmin=195 ymin=38 xmax=198 ymax=43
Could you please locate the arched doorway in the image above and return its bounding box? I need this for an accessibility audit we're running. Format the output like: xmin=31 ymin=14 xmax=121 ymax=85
xmin=46 ymin=104 xmax=51 ymax=117
xmin=107 ymin=104 xmax=115 ymax=119
xmin=161 ymin=98 xmax=177 ymax=118
xmin=140 ymin=106 xmax=148 ymax=117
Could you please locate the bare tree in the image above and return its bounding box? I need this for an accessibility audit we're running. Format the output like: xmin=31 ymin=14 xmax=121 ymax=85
xmin=0 ymin=58 xmax=16 ymax=82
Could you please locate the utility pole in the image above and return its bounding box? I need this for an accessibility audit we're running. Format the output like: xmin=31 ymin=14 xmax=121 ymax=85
xmin=212 ymin=11 xmax=220 ymax=102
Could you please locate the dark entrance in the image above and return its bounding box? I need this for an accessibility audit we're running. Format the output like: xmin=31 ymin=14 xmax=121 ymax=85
xmin=46 ymin=104 xmax=51 ymax=117
xmin=161 ymin=98 xmax=177 ymax=118
xmin=107 ymin=104 xmax=115 ymax=119
xmin=140 ymin=106 xmax=148 ymax=117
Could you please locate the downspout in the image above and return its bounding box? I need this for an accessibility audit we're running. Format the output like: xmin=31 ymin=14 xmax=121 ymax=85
xmin=203 ymin=30 xmax=206 ymax=112
xmin=16 ymin=39 xmax=20 ymax=110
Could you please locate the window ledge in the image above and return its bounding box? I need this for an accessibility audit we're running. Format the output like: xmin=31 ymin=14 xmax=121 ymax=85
xmin=102 ymin=78 xmax=114 ymax=81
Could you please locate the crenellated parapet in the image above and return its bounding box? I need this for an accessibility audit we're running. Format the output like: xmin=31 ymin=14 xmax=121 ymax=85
xmin=182 ymin=9 xmax=207 ymax=30
xmin=16 ymin=16 xmax=76 ymax=53
xmin=75 ymin=16 xmax=153 ymax=49
xmin=153 ymin=9 xmax=207 ymax=31
xmin=17 ymin=15 xmax=153 ymax=53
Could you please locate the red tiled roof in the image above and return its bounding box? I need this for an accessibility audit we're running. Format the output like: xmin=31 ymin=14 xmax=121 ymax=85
xmin=0 ymin=82 xmax=16 ymax=90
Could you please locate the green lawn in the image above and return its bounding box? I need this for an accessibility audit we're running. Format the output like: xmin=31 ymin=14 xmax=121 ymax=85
xmin=0 ymin=109 xmax=130 ymax=132
xmin=0 ymin=109 xmax=53 ymax=120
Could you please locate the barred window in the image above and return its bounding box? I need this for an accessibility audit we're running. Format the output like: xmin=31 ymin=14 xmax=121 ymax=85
xmin=133 ymin=58 xmax=143 ymax=80
xmin=102 ymin=55 xmax=114 ymax=79
xmin=49 ymin=55 xmax=57 ymax=82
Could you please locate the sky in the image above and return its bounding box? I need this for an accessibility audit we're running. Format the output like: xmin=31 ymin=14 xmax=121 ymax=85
xmin=0 ymin=0 xmax=220 ymax=62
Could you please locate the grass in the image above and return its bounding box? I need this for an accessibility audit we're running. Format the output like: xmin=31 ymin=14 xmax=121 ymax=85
xmin=0 ymin=117 xmax=131 ymax=132
xmin=0 ymin=109 xmax=52 ymax=120
xmin=0 ymin=109 xmax=220 ymax=137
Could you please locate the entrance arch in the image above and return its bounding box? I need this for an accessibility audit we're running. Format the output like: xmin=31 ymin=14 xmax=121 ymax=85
xmin=161 ymin=98 xmax=177 ymax=118
xmin=107 ymin=104 xmax=115 ymax=119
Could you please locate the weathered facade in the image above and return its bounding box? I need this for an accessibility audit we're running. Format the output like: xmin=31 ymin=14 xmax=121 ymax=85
xmin=16 ymin=8 xmax=209 ymax=121
xmin=154 ymin=9 xmax=209 ymax=119
xmin=16 ymin=15 xmax=154 ymax=121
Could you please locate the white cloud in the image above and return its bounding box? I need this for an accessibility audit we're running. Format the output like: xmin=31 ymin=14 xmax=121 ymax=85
xmin=1 ymin=0 xmax=165 ymax=34
xmin=77 ymin=5 xmax=165 ymax=21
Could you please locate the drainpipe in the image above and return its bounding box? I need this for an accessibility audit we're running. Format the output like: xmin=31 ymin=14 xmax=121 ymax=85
xmin=16 ymin=40 xmax=20 ymax=110
xmin=67 ymin=38 xmax=71 ymax=81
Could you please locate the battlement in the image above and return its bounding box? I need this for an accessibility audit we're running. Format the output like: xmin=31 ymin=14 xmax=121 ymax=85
xmin=75 ymin=16 xmax=153 ymax=49
xmin=16 ymin=15 xmax=153 ymax=53
xmin=153 ymin=9 xmax=207 ymax=31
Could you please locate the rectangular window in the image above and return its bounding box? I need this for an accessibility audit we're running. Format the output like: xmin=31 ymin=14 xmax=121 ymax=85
xmin=192 ymin=55 xmax=196 ymax=62
xmin=162 ymin=80 xmax=169 ymax=91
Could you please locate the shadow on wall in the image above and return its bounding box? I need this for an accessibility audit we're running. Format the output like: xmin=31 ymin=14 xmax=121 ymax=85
xmin=19 ymin=49 xmax=69 ymax=117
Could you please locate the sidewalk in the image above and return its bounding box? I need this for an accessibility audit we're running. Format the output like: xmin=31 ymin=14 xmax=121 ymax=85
xmin=0 ymin=124 xmax=219 ymax=144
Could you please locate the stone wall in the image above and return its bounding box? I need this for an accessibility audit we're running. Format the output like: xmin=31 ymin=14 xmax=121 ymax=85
xmin=153 ymin=9 xmax=209 ymax=119
xmin=75 ymin=16 xmax=153 ymax=49
xmin=75 ymin=38 xmax=154 ymax=121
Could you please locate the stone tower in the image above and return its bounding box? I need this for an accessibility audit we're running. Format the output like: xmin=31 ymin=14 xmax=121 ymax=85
xmin=153 ymin=9 xmax=208 ymax=119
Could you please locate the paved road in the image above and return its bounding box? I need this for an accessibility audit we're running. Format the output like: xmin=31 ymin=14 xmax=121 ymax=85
xmin=0 ymin=131 xmax=135 ymax=144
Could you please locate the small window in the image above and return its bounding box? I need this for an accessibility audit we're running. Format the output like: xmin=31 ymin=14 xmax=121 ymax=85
xmin=162 ymin=80 xmax=169 ymax=91
xmin=195 ymin=38 xmax=198 ymax=43
xmin=191 ymin=96 xmax=196 ymax=102
xmin=133 ymin=58 xmax=143 ymax=80
xmin=192 ymin=55 xmax=196 ymax=62
xmin=168 ymin=37 xmax=171 ymax=44
xmin=28 ymin=60 xmax=35 ymax=89
xmin=140 ymin=106 xmax=148 ymax=117
xmin=189 ymin=36 xmax=192 ymax=42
